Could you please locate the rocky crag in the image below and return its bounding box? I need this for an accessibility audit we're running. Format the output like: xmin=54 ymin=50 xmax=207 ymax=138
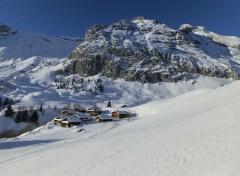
xmin=62 ymin=17 xmax=240 ymax=83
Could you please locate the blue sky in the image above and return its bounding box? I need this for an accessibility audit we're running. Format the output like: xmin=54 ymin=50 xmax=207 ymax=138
xmin=0 ymin=0 xmax=239 ymax=38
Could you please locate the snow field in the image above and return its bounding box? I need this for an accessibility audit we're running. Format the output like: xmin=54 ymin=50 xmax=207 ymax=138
xmin=1 ymin=81 xmax=240 ymax=176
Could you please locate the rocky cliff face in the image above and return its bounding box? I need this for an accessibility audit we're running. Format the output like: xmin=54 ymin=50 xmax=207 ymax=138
xmin=0 ymin=23 xmax=17 ymax=36
xmin=63 ymin=17 xmax=240 ymax=83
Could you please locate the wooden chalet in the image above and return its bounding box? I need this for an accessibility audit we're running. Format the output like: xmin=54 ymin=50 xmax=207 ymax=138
xmin=94 ymin=114 xmax=113 ymax=123
xmin=61 ymin=109 xmax=75 ymax=116
xmin=53 ymin=115 xmax=65 ymax=125
xmin=75 ymin=112 xmax=90 ymax=121
xmin=112 ymin=110 xmax=130 ymax=119
xmin=61 ymin=116 xmax=81 ymax=128
xmin=74 ymin=106 xmax=86 ymax=113
xmin=87 ymin=105 xmax=102 ymax=116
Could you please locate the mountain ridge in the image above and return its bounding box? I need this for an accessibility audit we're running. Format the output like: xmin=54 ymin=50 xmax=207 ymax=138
xmin=62 ymin=17 xmax=240 ymax=83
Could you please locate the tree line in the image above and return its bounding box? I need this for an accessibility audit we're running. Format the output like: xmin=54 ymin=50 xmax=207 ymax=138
xmin=2 ymin=103 xmax=42 ymax=124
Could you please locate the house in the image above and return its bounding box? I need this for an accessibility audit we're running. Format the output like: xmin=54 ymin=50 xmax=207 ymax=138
xmin=87 ymin=105 xmax=102 ymax=116
xmin=61 ymin=109 xmax=75 ymax=115
xmin=94 ymin=114 xmax=113 ymax=123
xmin=74 ymin=106 xmax=86 ymax=113
xmin=61 ymin=116 xmax=81 ymax=128
xmin=76 ymin=112 xmax=90 ymax=121
xmin=112 ymin=110 xmax=130 ymax=119
xmin=53 ymin=115 xmax=65 ymax=125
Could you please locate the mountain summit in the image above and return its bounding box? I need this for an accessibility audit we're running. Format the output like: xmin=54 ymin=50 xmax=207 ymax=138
xmin=0 ymin=22 xmax=17 ymax=36
xmin=63 ymin=17 xmax=240 ymax=83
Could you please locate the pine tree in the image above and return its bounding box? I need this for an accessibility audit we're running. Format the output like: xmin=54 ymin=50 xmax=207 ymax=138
xmin=31 ymin=110 xmax=39 ymax=123
xmin=107 ymin=100 xmax=112 ymax=108
xmin=3 ymin=97 xmax=10 ymax=106
xmin=72 ymin=77 xmax=75 ymax=86
xmin=9 ymin=99 xmax=13 ymax=105
xmin=15 ymin=111 xmax=22 ymax=123
xmin=99 ymin=84 xmax=104 ymax=92
xmin=21 ymin=109 xmax=29 ymax=122
xmin=39 ymin=104 xmax=43 ymax=112
xmin=4 ymin=105 xmax=15 ymax=117
xmin=0 ymin=97 xmax=2 ymax=106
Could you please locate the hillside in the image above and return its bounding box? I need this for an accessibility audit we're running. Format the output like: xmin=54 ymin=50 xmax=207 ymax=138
xmin=1 ymin=80 xmax=240 ymax=176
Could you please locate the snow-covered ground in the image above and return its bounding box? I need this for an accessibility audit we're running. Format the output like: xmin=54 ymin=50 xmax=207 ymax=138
xmin=1 ymin=80 xmax=240 ymax=176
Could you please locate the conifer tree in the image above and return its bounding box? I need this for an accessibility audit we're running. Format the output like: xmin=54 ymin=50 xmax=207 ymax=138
xmin=39 ymin=104 xmax=43 ymax=112
xmin=98 ymin=84 xmax=104 ymax=92
xmin=4 ymin=105 xmax=15 ymax=118
xmin=31 ymin=110 xmax=39 ymax=123
xmin=107 ymin=100 xmax=112 ymax=108
xmin=21 ymin=109 xmax=29 ymax=122
xmin=3 ymin=97 xmax=10 ymax=106
xmin=15 ymin=111 xmax=22 ymax=123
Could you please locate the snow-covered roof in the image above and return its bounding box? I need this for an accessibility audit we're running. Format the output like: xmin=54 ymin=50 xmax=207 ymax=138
xmin=62 ymin=116 xmax=81 ymax=123
xmin=54 ymin=115 xmax=67 ymax=121
xmin=62 ymin=109 xmax=76 ymax=114
xmin=79 ymin=112 xmax=89 ymax=119
xmin=95 ymin=114 xmax=112 ymax=120
xmin=75 ymin=106 xmax=86 ymax=111
xmin=112 ymin=110 xmax=129 ymax=114
xmin=92 ymin=105 xmax=102 ymax=111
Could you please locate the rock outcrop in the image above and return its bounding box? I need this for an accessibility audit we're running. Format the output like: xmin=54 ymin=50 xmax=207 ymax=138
xmin=62 ymin=17 xmax=240 ymax=83
xmin=0 ymin=23 xmax=17 ymax=36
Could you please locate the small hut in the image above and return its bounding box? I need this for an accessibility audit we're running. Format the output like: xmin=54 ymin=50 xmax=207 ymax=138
xmin=112 ymin=110 xmax=130 ymax=119
xmin=95 ymin=114 xmax=113 ymax=123
xmin=53 ymin=115 xmax=65 ymax=125
xmin=61 ymin=109 xmax=75 ymax=116
xmin=78 ymin=112 xmax=90 ymax=121
xmin=87 ymin=105 xmax=102 ymax=116
xmin=61 ymin=116 xmax=81 ymax=128
xmin=74 ymin=106 xmax=86 ymax=113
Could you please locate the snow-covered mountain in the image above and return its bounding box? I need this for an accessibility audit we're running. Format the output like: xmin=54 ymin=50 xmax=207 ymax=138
xmin=0 ymin=20 xmax=237 ymax=135
xmin=64 ymin=17 xmax=240 ymax=82
xmin=0 ymin=23 xmax=81 ymax=78
xmin=1 ymin=18 xmax=240 ymax=175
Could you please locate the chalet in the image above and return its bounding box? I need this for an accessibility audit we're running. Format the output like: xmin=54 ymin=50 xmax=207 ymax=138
xmin=94 ymin=114 xmax=113 ymax=123
xmin=53 ymin=115 xmax=65 ymax=125
xmin=76 ymin=112 xmax=90 ymax=121
xmin=61 ymin=116 xmax=81 ymax=128
xmin=112 ymin=110 xmax=130 ymax=119
xmin=61 ymin=109 xmax=75 ymax=115
xmin=87 ymin=105 xmax=102 ymax=116
xmin=74 ymin=106 xmax=86 ymax=113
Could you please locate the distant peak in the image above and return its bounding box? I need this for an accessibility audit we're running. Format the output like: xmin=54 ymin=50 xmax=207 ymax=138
xmin=131 ymin=16 xmax=159 ymax=24
xmin=0 ymin=22 xmax=17 ymax=36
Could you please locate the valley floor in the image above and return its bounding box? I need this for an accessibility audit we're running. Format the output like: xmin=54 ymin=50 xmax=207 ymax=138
xmin=1 ymin=81 xmax=240 ymax=176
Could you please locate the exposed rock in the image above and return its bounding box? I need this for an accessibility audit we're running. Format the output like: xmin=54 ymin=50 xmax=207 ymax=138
xmin=85 ymin=24 xmax=108 ymax=40
xmin=0 ymin=23 xmax=17 ymax=36
xmin=62 ymin=17 xmax=240 ymax=83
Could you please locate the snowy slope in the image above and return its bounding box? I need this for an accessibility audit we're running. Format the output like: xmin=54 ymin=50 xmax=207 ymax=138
xmin=1 ymin=81 xmax=240 ymax=176
xmin=0 ymin=31 xmax=80 ymax=78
